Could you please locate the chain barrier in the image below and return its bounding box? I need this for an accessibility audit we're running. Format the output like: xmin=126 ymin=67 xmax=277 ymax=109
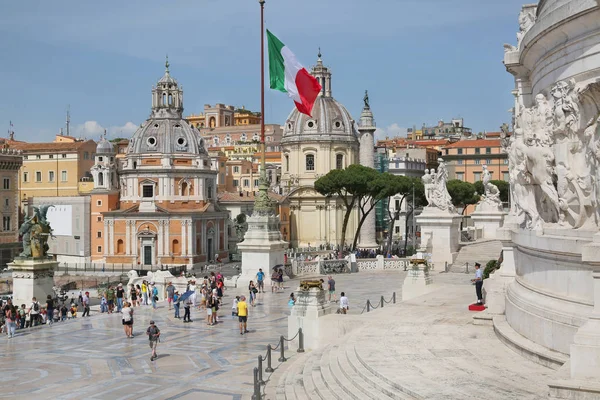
xmin=360 ymin=292 xmax=396 ymax=314
xmin=283 ymin=329 xmax=300 ymax=342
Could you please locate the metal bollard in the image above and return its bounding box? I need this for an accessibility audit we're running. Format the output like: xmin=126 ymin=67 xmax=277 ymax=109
xmin=252 ymin=367 xmax=261 ymax=400
xmin=258 ymin=355 xmax=265 ymax=385
xmin=392 ymin=292 xmax=396 ymax=304
xmin=367 ymin=300 xmax=371 ymax=313
xmin=445 ymin=261 xmax=448 ymax=272
xmin=297 ymin=328 xmax=305 ymax=353
xmin=265 ymin=345 xmax=274 ymax=372
xmin=466 ymin=262 xmax=469 ymax=274
xmin=278 ymin=336 xmax=287 ymax=362
xmin=380 ymin=295 xmax=384 ymax=308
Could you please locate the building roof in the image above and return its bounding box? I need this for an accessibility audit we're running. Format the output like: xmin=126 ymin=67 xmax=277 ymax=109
xmin=413 ymin=139 xmax=450 ymax=147
xmin=7 ymin=139 xmax=96 ymax=153
xmin=443 ymin=139 xmax=501 ymax=148
xmin=218 ymin=191 xmax=285 ymax=203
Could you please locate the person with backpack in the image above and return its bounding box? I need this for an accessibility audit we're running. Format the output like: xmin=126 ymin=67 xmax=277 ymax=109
xmin=29 ymin=297 xmax=41 ymax=326
xmin=146 ymin=320 xmax=160 ymax=361
xmin=151 ymin=283 xmax=159 ymax=309
xmin=183 ymin=295 xmax=192 ymax=323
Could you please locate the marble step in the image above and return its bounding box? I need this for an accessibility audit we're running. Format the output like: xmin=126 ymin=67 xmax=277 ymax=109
xmin=346 ymin=344 xmax=418 ymax=400
xmin=309 ymin=347 xmax=338 ymax=400
xmin=317 ymin=344 xmax=354 ymax=400
xmin=277 ymin=351 xmax=311 ymax=400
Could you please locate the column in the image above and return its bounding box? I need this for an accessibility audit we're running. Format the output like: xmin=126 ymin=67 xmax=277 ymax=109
xmin=223 ymin=220 xmax=228 ymax=253
xmin=109 ymin=220 xmax=115 ymax=255
xmin=181 ymin=220 xmax=187 ymax=256
xmin=158 ymin=220 xmax=164 ymax=256
xmin=103 ymin=221 xmax=109 ymax=256
xmin=164 ymin=220 xmax=170 ymax=256
xmin=187 ymin=219 xmax=193 ymax=255
xmin=131 ymin=222 xmax=137 ymax=256
xmin=126 ymin=220 xmax=131 ymax=255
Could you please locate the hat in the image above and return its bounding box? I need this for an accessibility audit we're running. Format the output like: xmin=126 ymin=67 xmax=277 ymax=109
xmin=149 ymin=320 xmax=155 ymax=324
xmin=175 ymin=290 xmax=179 ymax=293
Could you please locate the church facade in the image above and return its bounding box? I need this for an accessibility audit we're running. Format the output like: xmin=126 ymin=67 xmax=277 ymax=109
xmin=281 ymin=54 xmax=376 ymax=248
xmin=90 ymin=61 xmax=229 ymax=267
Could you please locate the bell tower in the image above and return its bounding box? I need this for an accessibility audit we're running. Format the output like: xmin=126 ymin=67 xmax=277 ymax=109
xmin=311 ymin=49 xmax=332 ymax=97
xmin=151 ymin=56 xmax=184 ymax=119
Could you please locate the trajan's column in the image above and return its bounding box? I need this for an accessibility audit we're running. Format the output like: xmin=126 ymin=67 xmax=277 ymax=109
xmin=358 ymin=91 xmax=378 ymax=249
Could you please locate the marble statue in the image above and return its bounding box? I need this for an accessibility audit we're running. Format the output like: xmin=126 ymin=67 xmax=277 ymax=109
xmin=363 ymin=90 xmax=370 ymax=109
xmin=423 ymin=159 xmax=455 ymax=213
xmin=516 ymin=6 xmax=536 ymax=48
xmin=476 ymin=165 xmax=503 ymax=212
xmin=422 ymin=169 xmax=433 ymax=206
xmin=18 ymin=205 xmax=54 ymax=258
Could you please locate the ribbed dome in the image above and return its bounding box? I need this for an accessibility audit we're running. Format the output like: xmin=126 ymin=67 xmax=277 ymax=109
xmin=96 ymin=138 xmax=114 ymax=154
xmin=128 ymin=119 xmax=206 ymax=155
xmin=281 ymin=96 xmax=358 ymax=145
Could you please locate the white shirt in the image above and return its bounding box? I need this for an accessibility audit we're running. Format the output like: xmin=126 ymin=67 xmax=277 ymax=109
xmin=30 ymin=302 xmax=40 ymax=315
xmin=475 ymin=269 xmax=483 ymax=280
xmin=340 ymin=296 xmax=349 ymax=309
xmin=122 ymin=307 xmax=133 ymax=321
xmin=82 ymin=295 xmax=89 ymax=306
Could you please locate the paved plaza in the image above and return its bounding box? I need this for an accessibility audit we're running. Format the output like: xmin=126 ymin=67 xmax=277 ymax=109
xmin=0 ymin=271 xmax=406 ymax=399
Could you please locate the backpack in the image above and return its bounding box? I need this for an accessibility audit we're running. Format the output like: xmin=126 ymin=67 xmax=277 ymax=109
xmin=33 ymin=302 xmax=39 ymax=312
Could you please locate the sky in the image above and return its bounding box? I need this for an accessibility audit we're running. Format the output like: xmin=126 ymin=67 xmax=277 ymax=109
xmin=0 ymin=0 xmax=527 ymax=142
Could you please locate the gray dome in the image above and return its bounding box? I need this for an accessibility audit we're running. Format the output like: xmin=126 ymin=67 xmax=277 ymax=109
xmin=281 ymin=96 xmax=359 ymax=145
xmin=96 ymin=138 xmax=114 ymax=154
xmin=128 ymin=119 xmax=206 ymax=155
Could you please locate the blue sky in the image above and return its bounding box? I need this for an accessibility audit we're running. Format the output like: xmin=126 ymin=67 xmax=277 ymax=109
xmin=0 ymin=0 xmax=526 ymax=142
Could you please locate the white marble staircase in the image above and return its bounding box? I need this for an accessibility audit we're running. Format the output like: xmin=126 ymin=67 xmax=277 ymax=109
xmin=449 ymin=239 xmax=502 ymax=273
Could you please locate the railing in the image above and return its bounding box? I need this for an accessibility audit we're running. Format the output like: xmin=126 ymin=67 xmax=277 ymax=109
xmin=56 ymin=263 xmax=188 ymax=276
xmin=359 ymin=292 xmax=396 ymax=314
xmin=252 ymin=328 xmax=305 ymax=400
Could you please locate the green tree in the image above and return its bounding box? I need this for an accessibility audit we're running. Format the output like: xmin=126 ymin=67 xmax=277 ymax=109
xmin=402 ymin=179 xmax=427 ymax=256
xmin=447 ymin=179 xmax=480 ymax=215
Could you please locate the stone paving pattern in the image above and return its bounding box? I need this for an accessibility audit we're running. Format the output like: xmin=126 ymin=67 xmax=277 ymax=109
xmin=0 ymin=272 xmax=405 ymax=399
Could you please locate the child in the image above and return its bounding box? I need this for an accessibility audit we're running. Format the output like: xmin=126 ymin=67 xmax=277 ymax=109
xmin=232 ymin=296 xmax=239 ymax=318
xmin=60 ymin=304 xmax=68 ymax=321
xmin=18 ymin=305 xmax=26 ymax=329
xmin=53 ymin=308 xmax=60 ymax=323
xmin=146 ymin=320 xmax=160 ymax=361
xmin=206 ymin=293 xmax=213 ymax=326
xmin=70 ymin=303 xmax=78 ymax=318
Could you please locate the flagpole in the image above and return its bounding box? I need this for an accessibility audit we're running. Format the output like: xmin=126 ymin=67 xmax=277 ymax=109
xmin=260 ymin=0 xmax=266 ymax=173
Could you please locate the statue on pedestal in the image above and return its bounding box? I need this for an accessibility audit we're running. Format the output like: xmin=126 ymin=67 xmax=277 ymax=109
xmin=18 ymin=205 xmax=53 ymax=258
xmin=423 ymin=159 xmax=456 ymax=213
xmin=476 ymin=165 xmax=503 ymax=212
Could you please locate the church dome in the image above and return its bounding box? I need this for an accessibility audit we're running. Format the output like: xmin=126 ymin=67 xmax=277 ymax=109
xmin=281 ymin=54 xmax=358 ymax=146
xmin=126 ymin=58 xmax=207 ymax=157
xmin=96 ymin=137 xmax=114 ymax=154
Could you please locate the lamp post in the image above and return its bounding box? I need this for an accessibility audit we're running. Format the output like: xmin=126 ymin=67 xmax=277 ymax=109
xmin=412 ymin=181 xmax=416 ymax=249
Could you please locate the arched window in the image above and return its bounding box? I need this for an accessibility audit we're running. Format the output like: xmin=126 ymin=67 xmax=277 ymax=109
xmin=98 ymin=172 xmax=104 ymax=186
xmin=181 ymin=181 xmax=188 ymax=196
xmin=336 ymin=154 xmax=344 ymax=170
xmin=168 ymin=94 xmax=173 ymax=105
xmin=305 ymin=154 xmax=315 ymax=171
xmin=285 ymin=155 xmax=289 ymax=172
xmin=116 ymin=239 xmax=124 ymax=255
xmin=172 ymin=239 xmax=180 ymax=255
xmin=162 ymin=93 xmax=166 ymax=106
xmin=209 ymin=117 xmax=216 ymax=128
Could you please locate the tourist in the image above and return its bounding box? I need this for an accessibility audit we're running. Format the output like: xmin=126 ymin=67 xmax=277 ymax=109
xmin=3 ymin=299 xmax=16 ymax=338
xmin=327 ymin=275 xmax=337 ymax=303
xmin=146 ymin=320 xmax=160 ymax=361
xmin=106 ymin=286 xmax=115 ymax=313
xmin=100 ymin=295 xmax=108 ymax=313
xmin=249 ymin=281 xmax=257 ymax=307
xmin=45 ymin=294 xmax=55 ymax=325
xmin=18 ymin=304 xmax=26 ymax=329
xmin=122 ymin=301 xmax=134 ymax=338
xmin=232 ymin=296 xmax=239 ymax=318
xmin=339 ymin=292 xmax=349 ymax=314
xmin=256 ymin=268 xmax=265 ymax=293
xmin=237 ymin=295 xmax=249 ymax=335
xmin=278 ymin=268 xmax=284 ymax=291
xmin=60 ymin=303 xmax=68 ymax=322
xmin=216 ymin=279 xmax=224 ymax=304
xmin=210 ymin=292 xmax=219 ymax=324
xmin=116 ymin=283 xmax=125 ymax=313
xmin=135 ymin=284 xmax=142 ymax=306
xmin=150 ymin=283 xmax=158 ymax=309
xmin=70 ymin=303 xmax=78 ymax=318
xmin=82 ymin=292 xmax=90 ymax=317
xmin=183 ymin=295 xmax=192 ymax=323
xmin=141 ymin=281 xmax=148 ymax=305
xmin=471 ymin=263 xmax=484 ymax=305
xmin=288 ymin=293 xmax=296 ymax=307
xmin=166 ymin=281 xmax=175 ymax=310
xmin=129 ymin=285 xmax=138 ymax=307
xmin=29 ymin=297 xmax=41 ymax=326
xmin=206 ymin=293 xmax=213 ymax=326
xmin=200 ymin=284 xmax=208 ymax=310
xmin=53 ymin=308 xmax=60 ymax=323
xmin=173 ymin=290 xmax=181 ymax=319
xmin=271 ymin=269 xmax=279 ymax=293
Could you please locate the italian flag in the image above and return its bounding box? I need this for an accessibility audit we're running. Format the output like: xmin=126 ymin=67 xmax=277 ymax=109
xmin=267 ymin=30 xmax=322 ymax=117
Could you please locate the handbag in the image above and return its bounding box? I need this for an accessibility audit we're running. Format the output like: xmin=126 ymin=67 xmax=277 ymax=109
xmin=154 ymin=296 xmax=158 ymax=301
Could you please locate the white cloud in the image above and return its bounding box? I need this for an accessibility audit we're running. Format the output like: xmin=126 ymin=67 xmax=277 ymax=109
xmin=375 ymin=123 xmax=408 ymax=141
xmin=73 ymin=120 xmax=138 ymax=140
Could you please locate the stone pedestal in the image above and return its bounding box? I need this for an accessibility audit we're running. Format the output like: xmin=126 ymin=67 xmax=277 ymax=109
xmin=288 ymin=286 xmax=333 ymax=351
xmin=482 ymin=226 xmax=516 ymax=316
xmin=471 ymin=209 xmax=506 ymax=240
xmin=402 ymin=263 xmax=433 ymax=301
xmin=9 ymin=258 xmax=58 ymax=307
xmin=237 ymin=213 xmax=287 ymax=290
xmin=416 ymin=207 xmax=461 ymax=268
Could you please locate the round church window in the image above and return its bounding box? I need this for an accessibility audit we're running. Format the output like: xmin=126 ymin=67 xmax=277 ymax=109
xmin=308 ymin=121 xmax=315 ymax=128
xmin=177 ymin=137 xmax=186 ymax=146
xmin=147 ymin=137 xmax=157 ymax=146
xmin=335 ymin=121 xmax=341 ymax=128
